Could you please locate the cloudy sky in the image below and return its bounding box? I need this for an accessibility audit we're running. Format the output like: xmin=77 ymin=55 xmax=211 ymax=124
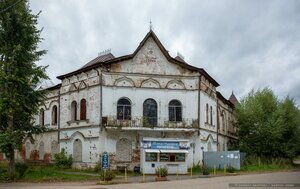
xmin=30 ymin=0 xmax=300 ymax=106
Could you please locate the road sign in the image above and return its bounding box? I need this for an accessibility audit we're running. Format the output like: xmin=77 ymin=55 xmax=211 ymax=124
xmin=102 ymin=152 xmax=109 ymax=169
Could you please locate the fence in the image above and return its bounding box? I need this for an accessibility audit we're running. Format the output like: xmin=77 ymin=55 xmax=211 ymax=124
xmin=203 ymin=151 xmax=244 ymax=170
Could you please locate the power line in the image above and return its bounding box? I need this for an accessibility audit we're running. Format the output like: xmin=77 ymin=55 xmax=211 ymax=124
xmin=0 ymin=0 xmax=22 ymax=14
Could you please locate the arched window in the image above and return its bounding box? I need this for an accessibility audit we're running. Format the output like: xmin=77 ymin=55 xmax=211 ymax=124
xmin=143 ymin=99 xmax=157 ymax=126
xmin=169 ymin=100 xmax=182 ymax=122
xmin=71 ymin=101 xmax=77 ymax=121
xmin=117 ymin=98 xmax=131 ymax=120
xmin=80 ymin=99 xmax=86 ymax=120
xmin=206 ymin=104 xmax=209 ymax=123
xmin=52 ymin=105 xmax=58 ymax=125
xmin=210 ymin=106 xmax=213 ymax=125
xmin=40 ymin=108 xmax=44 ymax=126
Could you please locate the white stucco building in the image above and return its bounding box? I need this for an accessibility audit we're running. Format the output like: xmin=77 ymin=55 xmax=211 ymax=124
xmin=3 ymin=30 xmax=238 ymax=173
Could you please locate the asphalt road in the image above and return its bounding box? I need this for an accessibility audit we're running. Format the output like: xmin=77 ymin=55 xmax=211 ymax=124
xmin=0 ymin=171 xmax=299 ymax=189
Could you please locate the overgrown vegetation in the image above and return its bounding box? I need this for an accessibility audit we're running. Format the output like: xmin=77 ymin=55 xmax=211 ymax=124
xmin=54 ymin=149 xmax=73 ymax=168
xmin=235 ymin=88 xmax=300 ymax=159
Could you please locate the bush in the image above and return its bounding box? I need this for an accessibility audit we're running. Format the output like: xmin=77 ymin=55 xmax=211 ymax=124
xmin=155 ymin=166 xmax=168 ymax=177
xmin=15 ymin=162 xmax=29 ymax=178
xmin=202 ymin=165 xmax=210 ymax=175
xmin=54 ymin=148 xmax=73 ymax=168
xmin=227 ymin=165 xmax=236 ymax=173
xmin=100 ymin=170 xmax=115 ymax=181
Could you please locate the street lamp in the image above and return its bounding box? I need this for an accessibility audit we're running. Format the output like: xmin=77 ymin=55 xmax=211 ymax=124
xmin=201 ymin=146 xmax=204 ymax=165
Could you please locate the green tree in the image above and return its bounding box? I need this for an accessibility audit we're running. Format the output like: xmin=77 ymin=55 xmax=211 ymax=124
xmin=0 ymin=0 xmax=47 ymax=176
xmin=235 ymin=88 xmax=300 ymax=159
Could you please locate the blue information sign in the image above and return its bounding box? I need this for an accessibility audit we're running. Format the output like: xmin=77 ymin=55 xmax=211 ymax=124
xmin=151 ymin=141 xmax=179 ymax=150
xmin=102 ymin=152 xmax=109 ymax=169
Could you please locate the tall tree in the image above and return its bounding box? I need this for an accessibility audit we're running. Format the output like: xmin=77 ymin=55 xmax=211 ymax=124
xmin=235 ymin=88 xmax=300 ymax=159
xmin=0 ymin=0 xmax=47 ymax=176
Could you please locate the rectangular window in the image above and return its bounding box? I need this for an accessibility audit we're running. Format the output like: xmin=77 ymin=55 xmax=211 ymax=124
xmin=175 ymin=153 xmax=185 ymax=162
xmin=145 ymin=153 xmax=158 ymax=162
xmin=159 ymin=153 xmax=186 ymax=162
xmin=159 ymin=153 xmax=169 ymax=162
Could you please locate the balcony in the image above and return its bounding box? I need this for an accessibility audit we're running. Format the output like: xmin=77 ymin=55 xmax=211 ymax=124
xmin=103 ymin=116 xmax=199 ymax=132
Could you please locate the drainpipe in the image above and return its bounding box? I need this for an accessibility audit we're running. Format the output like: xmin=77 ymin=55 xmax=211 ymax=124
xmin=198 ymin=74 xmax=201 ymax=135
xmin=100 ymin=71 xmax=103 ymax=128
xmin=216 ymin=100 xmax=219 ymax=151
xmin=58 ymin=89 xmax=61 ymax=144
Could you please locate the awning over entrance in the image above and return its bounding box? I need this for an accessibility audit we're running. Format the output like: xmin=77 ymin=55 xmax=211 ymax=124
xmin=159 ymin=149 xmax=189 ymax=153
xmin=145 ymin=149 xmax=189 ymax=153
xmin=144 ymin=149 xmax=160 ymax=153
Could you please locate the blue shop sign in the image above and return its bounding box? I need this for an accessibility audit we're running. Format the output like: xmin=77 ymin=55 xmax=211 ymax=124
xmin=151 ymin=141 xmax=179 ymax=150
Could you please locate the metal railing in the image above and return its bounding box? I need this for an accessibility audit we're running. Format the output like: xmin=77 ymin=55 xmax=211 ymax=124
xmin=104 ymin=116 xmax=199 ymax=129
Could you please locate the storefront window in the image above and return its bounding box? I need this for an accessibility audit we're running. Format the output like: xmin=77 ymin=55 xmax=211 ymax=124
xmin=159 ymin=153 xmax=186 ymax=162
xmin=159 ymin=153 xmax=169 ymax=162
xmin=145 ymin=153 xmax=158 ymax=162
xmin=175 ymin=153 xmax=185 ymax=162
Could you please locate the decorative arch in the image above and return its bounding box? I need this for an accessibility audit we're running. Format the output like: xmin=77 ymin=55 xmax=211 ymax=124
xmin=70 ymin=75 xmax=78 ymax=83
xmin=62 ymin=78 xmax=70 ymax=86
xmin=88 ymin=69 xmax=99 ymax=78
xmin=78 ymin=81 xmax=88 ymax=89
xmin=69 ymin=83 xmax=77 ymax=92
xmin=140 ymin=78 xmax=160 ymax=88
xmin=79 ymin=72 xmax=88 ymax=81
xmin=116 ymin=138 xmax=132 ymax=162
xmin=114 ymin=76 xmax=135 ymax=87
xmin=166 ymin=80 xmax=186 ymax=89
xmin=70 ymin=131 xmax=85 ymax=139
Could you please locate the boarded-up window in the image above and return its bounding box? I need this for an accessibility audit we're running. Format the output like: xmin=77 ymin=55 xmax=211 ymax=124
xmin=73 ymin=139 xmax=82 ymax=162
xmin=71 ymin=101 xmax=77 ymax=121
xmin=52 ymin=105 xmax=58 ymax=125
xmin=80 ymin=99 xmax=86 ymax=120
xmin=116 ymin=138 xmax=132 ymax=162
xmin=51 ymin=141 xmax=59 ymax=158
xmin=25 ymin=142 xmax=30 ymax=160
xmin=208 ymin=141 xmax=212 ymax=152
xmin=39 ymin=142 xmax=44 ymax=160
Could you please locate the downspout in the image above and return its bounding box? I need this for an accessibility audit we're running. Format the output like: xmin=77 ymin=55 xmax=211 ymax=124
xmin=216 ymin=100 xmax=219 ymax=151
xmin=58 ymin=89 xmax=61 ymax=145
xmin=198 ymin=74 xmax=201 ymax=135
xmin=100 ymin=70 xmax=103 ymax=128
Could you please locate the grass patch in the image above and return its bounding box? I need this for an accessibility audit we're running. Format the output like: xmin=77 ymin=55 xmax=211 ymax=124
xmin=0 ymin=164 xmax=100 ymax=182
